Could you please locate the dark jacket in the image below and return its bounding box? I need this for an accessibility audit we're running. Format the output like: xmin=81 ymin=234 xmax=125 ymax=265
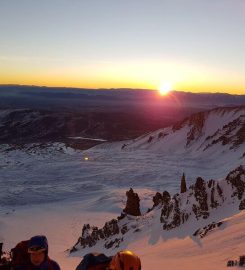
xmin=15 ymin=258 xmax=60 ymax=270
xmin=76 ymin=253 xmax=112 ymax=270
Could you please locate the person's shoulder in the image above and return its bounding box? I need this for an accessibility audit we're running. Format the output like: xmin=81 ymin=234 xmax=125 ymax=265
xmin=13 ymin=262 xmax=31 ymax=270
xmin=49 ymin=259 xmax=61 ymax=270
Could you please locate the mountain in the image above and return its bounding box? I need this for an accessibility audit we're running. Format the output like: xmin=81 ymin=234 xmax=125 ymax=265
xmin=0 ymin=104 xmax=244 ymax=270
xmin=1 ymin=85 xmax=244 ymax=148
xmin=0 ymin=108 xmax=192 ymax=147
xmin=0 ymin=85 xmax=245 ymax=112
xmin=94 ymin=106 xmax=244 ymax=153
xmin=70 ymin=165 xmax=245 ymax=253
xmin=82 ymin=106 xmax=244 ymax=188
xmin=66 ymin=106 xmax=244 ymax=269
xmin=0 ymin=106 xmax=243 ymax=207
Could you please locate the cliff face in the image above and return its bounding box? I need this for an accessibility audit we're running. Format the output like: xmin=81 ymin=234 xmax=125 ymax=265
xmin=71 ymin=165 xmax=245 ymax=252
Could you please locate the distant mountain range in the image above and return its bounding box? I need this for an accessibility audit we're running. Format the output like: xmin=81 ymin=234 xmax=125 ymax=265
xmin=0 ymin=85 xmax=244 ymax=147
xmin=0 ymin=107 xmax=197 ymax=146
xmin=0 ymin=85 xmax=244 ymax=112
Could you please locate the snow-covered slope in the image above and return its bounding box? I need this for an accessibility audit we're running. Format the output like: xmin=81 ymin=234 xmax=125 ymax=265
xmin=0 ymin=106 xmax=244 ymax=270
xmin=71 ymin=166 xmax=245 ymax=253
xmin=90 ymin=106 xmax=244 ymax=155
xmin=0 ymin=106 xmax=244 ymax=207
xmin=81 ymin=106 xmax=245 ymax=192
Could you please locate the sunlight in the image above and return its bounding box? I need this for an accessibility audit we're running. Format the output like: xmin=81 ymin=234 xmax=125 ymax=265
xmin=159 ymin=82 xmax=172 ymax=96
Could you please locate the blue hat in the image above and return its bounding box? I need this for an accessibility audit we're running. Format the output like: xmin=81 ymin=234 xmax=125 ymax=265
xmin=28 ymin=235 xmax=48 ymax=254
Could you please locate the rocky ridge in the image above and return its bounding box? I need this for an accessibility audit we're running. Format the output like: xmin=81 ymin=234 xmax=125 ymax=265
xmin=71 ymin=165 xmax=245 ymax=252
xmin=119 ymin=106 xmax=245 ymax=153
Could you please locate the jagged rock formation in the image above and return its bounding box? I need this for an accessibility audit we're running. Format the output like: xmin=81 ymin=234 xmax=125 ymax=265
xmin=70 ymin=166 xmax=245 ymax=252
xmin=180 ymin=173 xmax=187 ymax=193
xmin=153 ymin=192 xmax=164 ymax=207
xmin=147 ymin=191 xmax=169 ymax=212
xmin=72 ymin=219 xmax=122 ymax=251
xmin=193 ymin=221 xmax=223 ymax=238
xmin=191 ymin=177 xmax=209 ymax=219
xmin=226 ymin=166 xmax=245 ymax=200
xmin=123 ymin=188 xmax=141 ymax=216
xmin=186 ymin=112 xmax=205 ymax=146
xmin=239 ymin=199 xmax=245 ymax=210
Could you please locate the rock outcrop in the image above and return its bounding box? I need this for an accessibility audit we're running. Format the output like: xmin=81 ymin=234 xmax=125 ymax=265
xmin=193 ymin=221 xmax=223 ymax=238
xmin=123 ymin=188 xmax=141 ymax=216
xmin=180 ymin=173 xmax=187 ymax=193
xmin=226 ymin=165 xmax=245 ymax=200
xmin=71 ymin=166 xmax=245 ymax=252
xmin=186 ymin=112 xmax=205 ymax=146
xmin=239 ymin=199 xmax=245 ymax=210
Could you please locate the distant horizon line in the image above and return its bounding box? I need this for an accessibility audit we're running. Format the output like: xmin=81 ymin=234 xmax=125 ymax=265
xmin=1 ymin=83 xmax=245 ymax=96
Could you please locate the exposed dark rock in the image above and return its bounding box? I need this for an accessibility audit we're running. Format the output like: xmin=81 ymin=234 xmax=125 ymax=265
xmin=162 ymin=191 xmax=171 ymax=204
xmin=158 ymin=132 xmax=163 ymax=138
xmin=147 ymin=136 xmax=154 ymax=143
xmin=226 ymin=166 xmax=245 ymax=200
xmin=204 ymin=115 xmax=245 ymax=151
xmin=72 ymin=166 xmax=245 ymax=251
xmin=163 ymin=195 xmax=181 ymax=230
xmin=121 ymin=143 xmax=127 ymax=149
xmin=186 ymin=112 xmax=205 ymax=146
xmin=105 ymin=237 xmax=122 ymax=249
xmin=172 ymin=121 xmax=184 ymax=132
xmin=77 ymin=224 xmax=99 ymax=248
xmin=157 ymin=132 xmax=168 ymax=139
xmin=123 ymin=188 xmax=141 ymax=216
xmin=193 ymin=221 xmax=223 ymax=238
xmin=180 ymin=173 xmax=187 ymax=193
xmin=208 ymin=179 xmax=215 ymax=188
xmin=70 ymin=219 xmax=121 ymax=251
xmin=239 ymin=199 xmax=245 ymax=210
xmin=210 ymin=187 xmax=218 ymax=208
xmin=117 ymin=212 xmax=126 ymax=221
xmin=103 ymin=219 xmax=120 ymax=238
xmin=153 ymin=192 xmax=164 ymax=207
xmin=192 ymin=177 xmax=209 ymax=219
xmin=121 ymin=225 xmax=129 ymax=235
xmin=69 ymin=246 xmax=77 ymax=253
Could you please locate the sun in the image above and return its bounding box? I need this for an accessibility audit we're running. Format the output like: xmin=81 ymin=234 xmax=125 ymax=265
xmin=159 ymin=82 xmax=172 ymax=96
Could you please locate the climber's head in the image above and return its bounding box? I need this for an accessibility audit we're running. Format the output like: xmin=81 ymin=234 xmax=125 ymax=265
xmin=28 ymin=235 xmax=48 ymax=266
xmin=108 ymin=250 xmax=141 ymax=270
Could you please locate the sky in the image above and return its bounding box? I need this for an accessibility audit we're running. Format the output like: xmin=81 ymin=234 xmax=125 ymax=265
xmin=0 ymin=0 xmax=245 ymax=94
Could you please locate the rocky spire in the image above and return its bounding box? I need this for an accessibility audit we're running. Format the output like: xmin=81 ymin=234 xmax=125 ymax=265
xmin=123 ymin=188 xmax=141 ymax=216
xmin=180 ymin=173 xmax=187 ymax=193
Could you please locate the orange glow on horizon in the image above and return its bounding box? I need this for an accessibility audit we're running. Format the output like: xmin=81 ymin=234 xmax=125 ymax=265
xmin=0 ymin=73 xmax=244 ymax=95
xmin=1 ymin=57 xmax=244 ymax=95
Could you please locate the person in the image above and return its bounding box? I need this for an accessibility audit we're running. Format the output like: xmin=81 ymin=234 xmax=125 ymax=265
xmin=76 ymin=250 xmax=141 ymax=270
xmin=15 ymin=235 xmax=60 ymax=270
xmin=108 ymin=250 xmax=141 ymax=270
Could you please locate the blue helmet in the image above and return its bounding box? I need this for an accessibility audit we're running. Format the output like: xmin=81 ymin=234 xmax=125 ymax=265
xmin=28 ymin=235 xmax=48 ymax=254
